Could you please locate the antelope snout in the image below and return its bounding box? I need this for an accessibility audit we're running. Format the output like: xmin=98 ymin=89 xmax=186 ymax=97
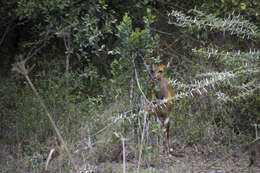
xmin=152 ymin=73 xmax=158 ymax=81
xmin=152 ymin=76 xmax=157 ymax=81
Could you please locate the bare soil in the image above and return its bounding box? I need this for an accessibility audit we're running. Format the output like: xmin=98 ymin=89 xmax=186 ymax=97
xmin=1 ymin=141 xmax=260 ymax=173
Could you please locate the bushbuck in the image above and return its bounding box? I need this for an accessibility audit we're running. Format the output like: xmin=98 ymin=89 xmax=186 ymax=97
xmin=147 ymin=64 xmax=174 ymax=149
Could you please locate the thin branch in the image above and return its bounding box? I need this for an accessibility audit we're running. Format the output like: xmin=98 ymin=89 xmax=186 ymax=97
xmin=12 ymin=55 xmax=78 ymax=171
xmin=130 ymin=72 xmax=135 ymax=144
xmin=114 ymin=132 xmax=128 ymax=173
xmin=89 ymin=110 xmax=132 ymax=138
xmin=0 ymin=21 xmax=12 ymax=47
xmin=137 ymin=111 xmax=148 ymax=173
xmin=132 ymin=58 xmax=150 ymax=103
xmin=45 ymin=148 xmax=55 ymax=170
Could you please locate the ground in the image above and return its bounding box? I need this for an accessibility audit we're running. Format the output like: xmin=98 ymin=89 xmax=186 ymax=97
xmin=1 ymin=141 xmax=260 ymax=173
xmin=84 ymin=145 xmax=259 ymax=173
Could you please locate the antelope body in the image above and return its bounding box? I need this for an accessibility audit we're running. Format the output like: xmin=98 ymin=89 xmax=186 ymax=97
xmin=147 ymin=64 xmax=174 ymax=148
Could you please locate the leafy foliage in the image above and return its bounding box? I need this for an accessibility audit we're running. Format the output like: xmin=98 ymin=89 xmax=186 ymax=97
xmin=0 ymin=0 xmax=259 ymax=172
xmin=169 ymin=9 xmax=259 ymax=39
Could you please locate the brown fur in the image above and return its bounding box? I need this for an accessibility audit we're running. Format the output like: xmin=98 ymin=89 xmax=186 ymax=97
xmin=147 ymin=64 xmax=174 ymax=148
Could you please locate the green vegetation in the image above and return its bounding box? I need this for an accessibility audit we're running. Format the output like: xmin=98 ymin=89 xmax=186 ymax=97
xmin=0 ymin=0 xmax=259 ymax=172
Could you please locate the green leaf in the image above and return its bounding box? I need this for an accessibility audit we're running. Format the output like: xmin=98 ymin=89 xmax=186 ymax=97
xmin=240 ymin=3 xmax=246 ymax=10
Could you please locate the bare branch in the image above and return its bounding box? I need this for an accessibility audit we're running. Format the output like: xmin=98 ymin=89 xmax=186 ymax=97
xmin=12 ymin=55 xmax=78 ymax=171
xmin=0 ymin=22 xmax=12 ymax=47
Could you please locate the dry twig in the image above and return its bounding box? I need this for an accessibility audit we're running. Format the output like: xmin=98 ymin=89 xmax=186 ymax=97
xmin=12 ymin=55 xmax=78 ymax=171
xmin=114 ymin=132 xmax=128 ymax=173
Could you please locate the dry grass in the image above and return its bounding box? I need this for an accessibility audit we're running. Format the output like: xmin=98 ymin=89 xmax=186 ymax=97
xmin=1 ymin=99 xmax=258 ymax=173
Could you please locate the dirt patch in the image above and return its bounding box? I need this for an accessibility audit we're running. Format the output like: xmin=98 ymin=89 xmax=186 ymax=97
xmin=1 ymin=141 xmax=260 ymax=173
xmin=92 ymin=149 xmax=259 ymax=173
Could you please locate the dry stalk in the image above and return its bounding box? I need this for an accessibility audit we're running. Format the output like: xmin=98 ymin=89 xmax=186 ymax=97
xmin=45 ymin=148 xmax=55 ymax=170
xmin=137 ymin=111 xmax=148 ymax=173
xmin=130 ymin=72 xmax=135 ymax=144
xmin=12 ymin=55 xmax=78 ymax=171
xmin=114 ymin=132 xmax=128 ymax=173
